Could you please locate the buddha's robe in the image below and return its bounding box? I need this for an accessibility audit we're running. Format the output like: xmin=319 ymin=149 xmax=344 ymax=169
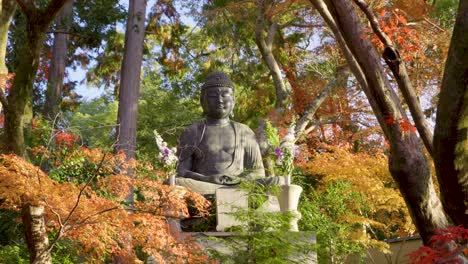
xmin=176 ymin=121 xmax=277 ymax=194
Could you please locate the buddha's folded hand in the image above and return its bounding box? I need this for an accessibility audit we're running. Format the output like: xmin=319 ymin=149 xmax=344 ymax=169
xmin=209 ymin=174 xmax=240 ymax=185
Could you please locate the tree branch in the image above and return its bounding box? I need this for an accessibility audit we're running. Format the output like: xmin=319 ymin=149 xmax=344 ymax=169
xmin=353 ymin=0 xmax=434 ymax=157
xmin=0 ymin=87 xmax=7 ymax=109
xmin=42 ymin=152 xmax=110 ymax=255
xmin=266 ymin=22 xmax=278 ymax=49
xmin=62 ymin=153 xmax=108 ymax=226
xmin=295 ymin=80 xmax=334 ymax=139
xmin=37 ymin=0 xmax=70 ymax=29
xmin=14 ymin=0 xmax=34 ymax=18
xmin=255 ymin=2 xmax=288 ymax=109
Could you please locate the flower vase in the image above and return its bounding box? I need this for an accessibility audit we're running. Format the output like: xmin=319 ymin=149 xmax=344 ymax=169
xmin=169 ymin=174 xmax=176 ymax=186
xmin=277 ymin=183 xmax=303 ymax=231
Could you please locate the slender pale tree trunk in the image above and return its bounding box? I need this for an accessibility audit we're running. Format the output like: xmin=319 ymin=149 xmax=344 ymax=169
xmin=254 ymin=1 xmax=288 ymax=110
xmin=21 ymin=203 xmax=52 ymax=264
xmin=433 ymin=0 xmax=468 ymax=227
xmin=43 ymin=0 xmax=73 ymax=120
xmin=294 ymin=65 xmax=350 ymax=139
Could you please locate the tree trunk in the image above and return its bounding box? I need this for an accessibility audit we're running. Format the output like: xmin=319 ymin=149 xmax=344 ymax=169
xmin=254 ymin=1 xmax=288 ymax=110
xmin=3 ymin=0 xmax=68 ymax=156
xmin=21 ymin=203 xmax=52 ymax=264
xmin=0 ymin=0 xmax=16 ymax=113
xmin=116 ymin=0 xmax=147 ymax=162
xmin=115 ymin=0 xmax=147 ymax=210
xmin=310 ymin=0 xmax=449 ymax=244
xmin=5 ymin=28 xmax=43 ymax=156
xmin=433 ymin=0 xmax=468 ymax=227
xmin=43 ymin=0 xmax=73 ymax=120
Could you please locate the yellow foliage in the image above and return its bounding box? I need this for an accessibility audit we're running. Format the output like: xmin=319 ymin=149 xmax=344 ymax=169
xmin=300 ymin=144 xmax=416 ymax=238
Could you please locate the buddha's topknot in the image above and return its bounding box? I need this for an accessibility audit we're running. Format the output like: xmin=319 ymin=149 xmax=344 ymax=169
xmin=201 ymin=71 xmax=234 ymax=90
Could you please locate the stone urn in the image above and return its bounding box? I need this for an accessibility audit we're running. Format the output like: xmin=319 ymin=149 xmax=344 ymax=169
xmin=277 ymin=183 xmax=303 ymax=232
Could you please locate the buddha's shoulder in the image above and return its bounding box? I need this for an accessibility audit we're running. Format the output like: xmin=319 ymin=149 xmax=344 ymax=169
xmin=231 ymin=121 xmax=256 ymax=135
xmin=183 ymin=121 xmax=204 ymax=133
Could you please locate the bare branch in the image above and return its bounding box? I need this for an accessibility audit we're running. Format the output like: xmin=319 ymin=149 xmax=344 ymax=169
xmin=69 ymin=206 xmax=120 ymax=229
xmin=62 ymin=153 xmax=108 ymax=225
xmin=423 ymin=17 xmax=446 ymax=32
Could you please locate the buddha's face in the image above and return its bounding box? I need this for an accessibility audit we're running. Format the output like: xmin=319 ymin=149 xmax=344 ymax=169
xmin=202 ymin=86 xmax=234 ymax=119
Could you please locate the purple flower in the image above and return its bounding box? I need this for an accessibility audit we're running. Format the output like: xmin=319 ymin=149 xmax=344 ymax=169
xmin=274 ymin=146 xmax=284 ymax=158
xmin=163 ymin=147 xmax=171 ymax=156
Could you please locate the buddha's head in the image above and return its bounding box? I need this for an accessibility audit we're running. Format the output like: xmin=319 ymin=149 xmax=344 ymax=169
xmin=200 ymin=71 xmax=235 ymax=119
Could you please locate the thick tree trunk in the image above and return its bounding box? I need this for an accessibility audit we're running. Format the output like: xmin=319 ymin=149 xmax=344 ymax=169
xmin=113 ymin=0 xmax=148 ymax=248
xmin=433 ymin=0 xmax=468 ymax=226
xmin=310 ymin=0 xmax=449 ymax=244
xmin=43 ymin=0 xmax=73 ymax=120
xmin=115 ymin=0 xmax=147 ymax=162
xmin=3 ymin=0 xmax=68 ymax=156
xmin=0 ymin=0 xmax=16 ymax=113
xmin=5 ymin=29 xmax=43 ymax=156
xmin=21 ymin=203 xmax=52 ymax=264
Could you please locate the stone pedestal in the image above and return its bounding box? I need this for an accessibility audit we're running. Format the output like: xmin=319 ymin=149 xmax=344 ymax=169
xmin=215 ymin=187 xmax=248 ymax=231
xmin=215 ymin=187 xmax=282 ymax=231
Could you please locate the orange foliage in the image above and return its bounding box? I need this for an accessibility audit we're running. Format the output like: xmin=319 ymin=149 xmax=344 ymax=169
xmin=371 ymin=10 xmax=422 ymax=61
xmin=384 ymin=115 xmax=417 ymax=134
xmin=0 ymin=154 xmax=211 ymax=263
xmin=55 ymin=131 xmax=79 ymax=148
xmin=300 ymin=144 xmax=415 ymax=238
xmin=0 ymin=72 xmax=15 ymax=92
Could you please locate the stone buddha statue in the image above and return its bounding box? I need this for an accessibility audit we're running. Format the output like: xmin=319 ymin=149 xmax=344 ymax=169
xmin=176 ymin=71 xmax=282 ymax=194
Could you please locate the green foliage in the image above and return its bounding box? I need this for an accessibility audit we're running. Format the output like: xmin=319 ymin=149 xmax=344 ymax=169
xmin=0 ymin=211 xmax=78 ymax=264
xmin=72 ymin=0 xmax=126 ymax=49
xmin=0 ymin=244 xmax=29 ymax=264
xmin=0 ymin=210 xmax=23 ymax=246
xmin=137 ymin=72 xmax=202 ymax=162
xmin=298 ymin=180 xmax=367 ymax=264
xmin=66 ymin=97 xmax=118 ymax=150
xmin=85 ymin=31 xmax=125 ymax=91
xmin=0 ymin=241 xmax=80 ymax=264
xmin=47 ymin=149 xmax=108 ymax=184
xmin=428 ymin=0 xmax=459 ymax=28
xmin=265 ymin=120 xmax=281 ymax=147
xmin=206 ymin=181 xmax=315 ymax=263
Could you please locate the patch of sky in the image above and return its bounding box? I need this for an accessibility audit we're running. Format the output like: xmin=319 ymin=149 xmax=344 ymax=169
xmin=72 ymin=0 xmax=197 ymax=101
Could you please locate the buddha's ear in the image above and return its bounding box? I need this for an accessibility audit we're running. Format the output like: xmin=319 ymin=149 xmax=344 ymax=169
xmin=232 ymin=89 xmax=236 ymax=115
xmin=200 ymin=89 xmax=208 ymax=116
